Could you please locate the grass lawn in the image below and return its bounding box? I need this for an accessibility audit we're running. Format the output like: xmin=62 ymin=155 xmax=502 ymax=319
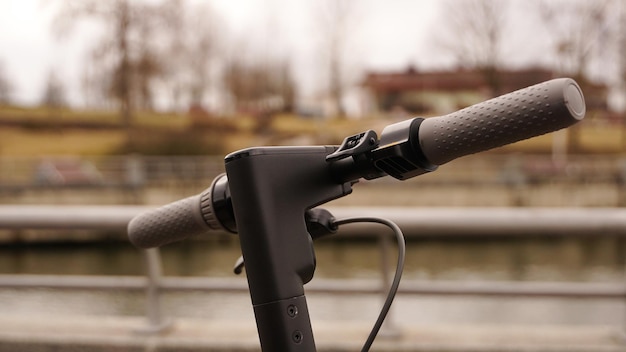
xmin=0 ymin=127 xmax=127 ymax=156
xmin=0 ymin=105 xmax=624 ymax=157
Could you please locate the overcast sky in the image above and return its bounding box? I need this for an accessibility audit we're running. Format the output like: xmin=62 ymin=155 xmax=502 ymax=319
xmin=0 ymin=0 xmax=462 ymax=107
xmin=0 ymin=0 xmax=564 ymax=108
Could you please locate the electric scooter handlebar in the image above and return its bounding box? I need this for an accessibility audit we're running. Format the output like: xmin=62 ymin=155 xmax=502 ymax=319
xmin=418 ymin=77 xmax=585 ymax=165
xmin=127 ymin=77 xmax=586 ymax=352
xmin=128 ymin=78 xmax=586 ymax=249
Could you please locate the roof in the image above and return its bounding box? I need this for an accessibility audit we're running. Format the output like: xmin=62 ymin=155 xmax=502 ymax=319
xmin=363 ymin=67 xmax=555 ymax=94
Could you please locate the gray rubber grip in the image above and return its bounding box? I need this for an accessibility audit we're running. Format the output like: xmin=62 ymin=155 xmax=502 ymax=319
xmin=418 ymin=78 xmax=585 ymax=165
xmin=128 ymin=189 xmax=219 ymax=248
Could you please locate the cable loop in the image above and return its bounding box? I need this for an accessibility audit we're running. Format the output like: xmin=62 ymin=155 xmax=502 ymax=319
xmin=332 ymin=217 xmax=406 ymax=352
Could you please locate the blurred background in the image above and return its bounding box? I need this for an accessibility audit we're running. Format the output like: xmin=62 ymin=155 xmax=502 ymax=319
xmin=1 ymin=0 xmax=626 ymax=350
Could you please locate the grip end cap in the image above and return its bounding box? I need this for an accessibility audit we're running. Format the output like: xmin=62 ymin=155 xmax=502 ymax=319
xmin=564 ymin=80 xmax=586 ymax=120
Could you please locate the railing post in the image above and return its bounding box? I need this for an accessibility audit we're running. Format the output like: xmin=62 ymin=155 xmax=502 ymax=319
xmin=125 ymin=154 xmax=145 ymax=187
xmin=620 ymin=247 xmax=626 ymax=343
xmin=135 ymin=248 xmax=173 ymax=334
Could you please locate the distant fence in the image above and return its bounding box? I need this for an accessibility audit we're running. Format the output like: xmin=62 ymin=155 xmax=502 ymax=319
xmin=1 ymin=154 xmax=625 ymax=189
xmin=0 ymin=155 xmax=224 ymax=188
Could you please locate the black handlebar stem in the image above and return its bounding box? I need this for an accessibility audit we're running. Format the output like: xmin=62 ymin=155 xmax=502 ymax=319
xmin=224 ymin=146 xmax=353 ymax=351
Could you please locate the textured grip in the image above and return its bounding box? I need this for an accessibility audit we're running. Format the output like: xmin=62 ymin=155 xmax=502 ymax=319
xmin=128 ymin=189 xmax=219 ymax=249
xmin=418 ymin=78 xmax=585 ymax=165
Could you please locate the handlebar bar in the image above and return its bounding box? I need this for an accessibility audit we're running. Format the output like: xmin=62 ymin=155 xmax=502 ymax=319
xmin=128 ymin=78 xmax=585 ymax=249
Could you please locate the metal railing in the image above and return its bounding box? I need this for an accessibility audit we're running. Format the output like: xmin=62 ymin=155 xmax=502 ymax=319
xmin=0 ymin=205 xmax=625 ymax=334
xmin=1 ymin=154 xmax=625 ymax=187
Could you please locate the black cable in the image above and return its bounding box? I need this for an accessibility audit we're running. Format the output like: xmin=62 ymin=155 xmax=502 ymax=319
xmin=332 ymin=217 xmax=406 ymax=352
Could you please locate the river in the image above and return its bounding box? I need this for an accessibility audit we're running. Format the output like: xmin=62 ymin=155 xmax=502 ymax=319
xmin=0 ymin=235 xmax=624 ymax=328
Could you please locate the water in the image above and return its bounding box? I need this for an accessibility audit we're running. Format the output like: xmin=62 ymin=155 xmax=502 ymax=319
xmin=1 ymin=236 xmax=623 ymax=282
xmin=0 ymin=235 xmax=624 ymax=327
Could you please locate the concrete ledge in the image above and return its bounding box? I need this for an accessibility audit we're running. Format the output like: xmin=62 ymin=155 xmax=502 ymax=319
xmin=0 ymin=315 xmax=622 ymax=352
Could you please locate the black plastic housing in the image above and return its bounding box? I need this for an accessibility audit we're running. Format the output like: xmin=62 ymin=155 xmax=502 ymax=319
xmin=224 ymin=146 xmax=353 ymax=351
xmin=371 ymin=118 xmax=438 ymax=180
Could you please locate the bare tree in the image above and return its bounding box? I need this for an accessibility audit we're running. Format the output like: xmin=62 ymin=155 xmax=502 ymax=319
xmin=81 ymin=49 xmax=115 ymax=109
xmin=609 ymin=0 xmax=626 ymax=144
xmin=617 ymin=2 xmax=626 ymax=113
xmin=180 ymin=3 xmax=218 ymax=107
xmin=53 ymin=0 xmax=174 ymax=125
xmin=142 ymin=1 xmax=221 ymax=111
xmin=224 ymin=56 xmax=296 ymax=114
xmin=0 ymin=60 xmax=12 ymax=105
xmin=277 ymin=61 xmax=297 ymax=113
xmin=536 ymin=0 xmax=613 ymax=152
xmin=537 ymin=0 xmax=613 ymax=82
xmin=54 ymin=0 xmax=134 ymax=125
xmin=435 ymin=0 xmax=508 ymax=96
xmin=41 ymin=71 xmax=66 ymax=108
xmin=317 ymin=0 xmax=355 ymax=118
